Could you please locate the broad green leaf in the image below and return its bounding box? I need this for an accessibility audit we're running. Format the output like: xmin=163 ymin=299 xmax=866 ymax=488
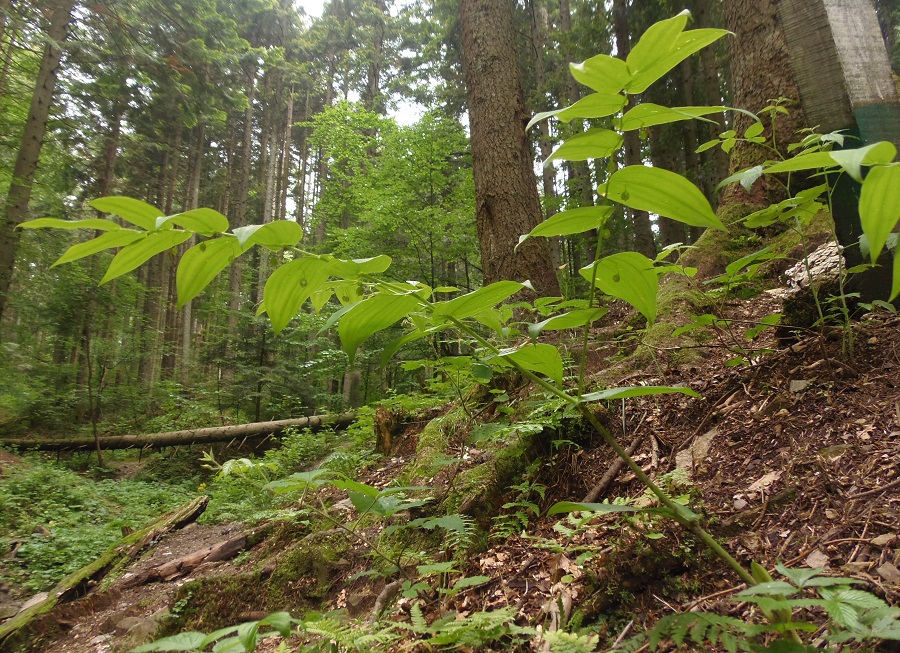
xmin=580 ymin=252 xmax=659 ymax=323
xmin=131 ymin=632 xmax=207 ymax=652
xmin=765 ymin=151 xmax=839 ymax=174
xmin=526 ymin=93 xmax=627 ymax=131
xmin=452 ymin=575 xmax=490 ymax=590
xmin=580 ymin=385 xmax=700 ymax=402
xmin=338 ymin=293 xmax=419 ymax=363
xmin=89 ymin=196 xmax=163 ymax=231
xmin=606 ymin=166 xmax=725 ymax=230
xmin=18 ymin=217 xmax=121 ymax=231
xmin=528 ymin=308 xmax=607 ymax=339
xmin=262 ymin=257 xmax=334 ymax=333
xmin=718 ymin=165 xmax=764 ymax=192
xmin=157 ymin=208 xmax=229 ymax=235
xmin=100 ymin=230 xmax=192 ymax=284
xmin=544 ymin=128 xmax=623 ymax=165
xmin=332 ymin=478 xmax=380 ymax=498
xmin=860 ymin=164 xmax=900 ymax=262
xmin=328 ymin=255 xmax=392 ymax=278
xmin=257 ymin=612 xmax=293 ymax=637
xmin=626 ymin=12 xmax=729 ymax=93
xmin=232 ymin=220 xmax=303 ymax=250
xmin=518 ymin=206 xmax=613 ymax=246
xmin=569 ymin=54 xmax=631 ymax=94
xmin=52 ymin=229 xmax=145 ymax=267
xmin=830 ymin=141 xmax=897 ymax=182
xmin=432 ymin=281 xmax=524 ymax=321
xmin=619 ymin=104 xmax=726 ymax=131
xmin=725 ymin=245 xmax=777 ymax=276
xmin=319 ymin=301 xmax=359 ymax=333
xmin=331 ymin=280 xmax=366 ymax=306
xmin=496 ymin=343 xmax=564 ymax=386
xmin=547 ymin=501 xmax=644 ymax=515
xmin=177 ymin=236 xmax=244 ymax=307
xmin=309 ymin=289 xmax=332 ymax=313
xmin=418 ymin=562 xmax=456 ymax=575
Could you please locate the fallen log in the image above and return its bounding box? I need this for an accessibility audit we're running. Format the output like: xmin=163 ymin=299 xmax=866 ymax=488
xmin=0 ymin=496 xmax=209 ymax=652
xmin=121 ymin=531 xmax=249 ymax=589
xmin=0 ymin=413 xmax=356 ymax=452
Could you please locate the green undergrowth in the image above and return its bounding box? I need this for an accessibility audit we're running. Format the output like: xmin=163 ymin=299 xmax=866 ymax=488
xmin=0 ymin=454 xmax=193 ymax=593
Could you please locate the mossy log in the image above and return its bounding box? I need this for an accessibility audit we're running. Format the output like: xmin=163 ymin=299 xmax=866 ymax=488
xmin=0 ymin=413 xmax=356 ymax=452
xmin=0 ymin=496 xmax=209 ymax=653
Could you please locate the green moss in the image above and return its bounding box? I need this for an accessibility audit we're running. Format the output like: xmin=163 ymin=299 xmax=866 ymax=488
xmin=268 ymin=530 xmax=349 ymax=603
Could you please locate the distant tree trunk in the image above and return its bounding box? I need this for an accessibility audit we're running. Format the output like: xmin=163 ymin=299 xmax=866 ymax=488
xmin=0 ymin=0 xmax=75 ymax=329
xmin=362 ymin=0 xmax=387 ymax=114
xmin=180 ymin=121 xmax=205 ymax=383
xmin=612 ymin=0 xmax=655 ymax=258
xmin=460 ymin=0 xmax=559 ymax=295
xmin=694 ymin=0 xmax=730 ymax=192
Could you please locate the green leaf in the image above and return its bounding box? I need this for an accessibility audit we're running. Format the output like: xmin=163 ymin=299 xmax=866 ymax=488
xmin=232 ymin=220 xmax=303 ymax=250
xmin=418 ymin=562 xmax=456 ymax=575
xmin=262 ymin=257 xmax=334 ymax=333
xmin=18 ymin=217 xmax=121 ymax=231
xmin=177 ymin=236 xmax=244 ymax=307
xmin=860 ymin=164 xmax=900 ymax=263
xmin=580 ymin=385 xmax=700 ymax=402
xmin=328 ymin=255 xmax=392 ymax=278
xmin=569 ymin=54 xmax=631 ymax=94
xmin=431 ymin=281 xmax=524 ymax=321
xmin=157 ymin=208 xmax=229 ymax=235
xmin=829 ymin=141 xmax=897 ymax=182
xmin=527 ymin=93 xmax=627 ymax=130
xmin=131 ymin=631 xmax=207 ymax=652
xmin=547 ymin=501 xmax=644 ymax=515
xmin=528 ymin=308 xmax=607 ymax=338
xmin=544 ymin=128 xmax=623 ymax=165
xmin=338 ymin=293 xmax=419 ymax=364
xmin=89 ymin=196 xmax=163 ymax=231
xmin=52 ymin=229 xmax=145 ymax=267
xmin=626 ymin=13 xmax=729 ymax=94
xmin=100 ymin=230 xmax=192 ymax=284
xmin=258 ymin=612 xmax=293 ymax=637
xmin=452 ymin=575 xmax=490 ymax=590
xmin=580 ymin=252 xmax=660 ymax=323
xmin=619 ymin=104 xmax=726 ymax=131
xmin=744 ymin=121 xmax=764 ymax=138
xmin=717 ymin=165 xmax=764 ymax=192
xmin=496 ymin=343 xmax=564 ymax=386
xmin=765 ymin=151 xmax=840 ymax=174
xmin=518 ymin=206 xmax=613 ymax=247
xmin=606 ymin=166 xmax=725 ymax=230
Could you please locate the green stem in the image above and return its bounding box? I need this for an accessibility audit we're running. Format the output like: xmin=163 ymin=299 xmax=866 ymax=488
xmin=578 ymin=225 xmax=606 ymax=397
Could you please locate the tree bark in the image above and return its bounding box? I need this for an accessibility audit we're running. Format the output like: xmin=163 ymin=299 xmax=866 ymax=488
xmin=460 ymin=0 xmax=559 ymax=295
xmin=0 ymin=413 xmax=357 ymax=451
xmin=0 ymin=0 xmax=76 ymax=328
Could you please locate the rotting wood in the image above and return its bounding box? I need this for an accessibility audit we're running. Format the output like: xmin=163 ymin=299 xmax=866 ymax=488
xmin=0 ymin=496 xmax=208 ymax=653
xmin=121 ymin=531 xmax=250 ymax=589
xmin=581 ymin=434 xmax=643 ymax=504
xmin=0 ymin=413 xmax=356 ymax=452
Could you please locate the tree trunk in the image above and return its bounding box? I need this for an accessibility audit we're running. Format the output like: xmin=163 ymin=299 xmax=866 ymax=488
xmin=0 ymin=0 xmax=76 ymax=328
xmin=460 ymin=0 xmax=559 ymax=296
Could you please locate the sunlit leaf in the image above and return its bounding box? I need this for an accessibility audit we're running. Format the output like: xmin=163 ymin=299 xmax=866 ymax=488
xmin=580 ymin=252 xmax=659 ymax=323
xmin=544 ymin=128 xmax=623 ymax=165
xmin=495 ymin=343 xmax=564 ymax=386
xmin=338 ymin=293 xmax=419 ymax=364
xmin=52 ymin=229 xmax=144 ymax=267
xmin=232 ymin=220 xmax=303 ymax=250
xmin=100 ymin=230 xmax=192 ymax=284
xmin=580 ymin=385 xmax=700 ymax=402
xmin=157 ymin=208 xmax=229 ymax=235
xmin=830 ymin=141 xmax=897 ymax=182
xmin=528 ymin=308 xmax=607 ymax=339
xmin=88 ymin=197 xmax=163 ymax=231
xmin=18 ymin=218 xmax=121 ymax=231
xmin=547 ymin=501 xmax=644 ymax=515
xmin=859 ymin=164 xmax=900 ymax=263
xmin=569 ymin=54 xmax=631 ymax=94
xmin=606 ymin=166 xmax=725 ymax=230
xmin=431 ymin=281 xmax=524 ymax=321
xmin=619 ymin=104 xmax=726 ymax=131
xmin=262 ymin=257 xmax=335 ymax=333
xmin=765 ymin=151 xmax=839 ymax=174
xmin=131 ymin=632 xmax=207 ymax=652
xmin=518 ymin=206 xmax=613 ymax=246
xmin=176 ymin=235 xmax=243 ymax=307
xmin=527 ymin=93 xmax=627 ymax=131
xmin=327 ymin=255 xmax=392 ymax=278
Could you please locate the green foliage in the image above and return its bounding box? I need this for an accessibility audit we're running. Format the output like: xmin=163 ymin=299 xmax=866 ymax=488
xmin=0 ymin=456 xmax=192 ymax=592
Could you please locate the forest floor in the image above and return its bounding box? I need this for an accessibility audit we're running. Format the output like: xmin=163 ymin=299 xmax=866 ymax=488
xmin=4 ymin=260 xmax=900 ymax=652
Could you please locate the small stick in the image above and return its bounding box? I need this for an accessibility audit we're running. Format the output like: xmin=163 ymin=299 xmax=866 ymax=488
xmin=582 ymin=434 xmax=643 ymax=503
xmin=846 ymin=475 xmax=900 ymax=499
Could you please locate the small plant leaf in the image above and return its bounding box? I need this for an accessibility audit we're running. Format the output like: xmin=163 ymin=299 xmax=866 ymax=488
xmin=131 ymin=632 xmax=207 ymax=652
xmin=569 ymin=53 xmax=631 ymax=94
xmin=496 ymin=343 xmax=564 ymax=386
xmin=580 ymin=252 xmax=660 ymax=323
xmin=527 ymin=93 xmax=627 ymax=131
xmin=177 ymin=236 xmax=244 ymax=307
xmin=452 ymin=575 xmax=490 ymax=590
xmin=100 ymin=230 xmax=192 ymax=284
xmin=830 ymin=141 xmax=897 ymax=182
xmin=328 ymin=255 xmax=392 ymax=278
xmin=765 ymin=151 xmax=839 ymax=174
xmin=860 ymin=164 xmax=900 ymax=263
xmin=619 ymin=104 xmax=727 ymax=131
xmin=261 ymin=257 xmax=334 ymax=333
xmin=519 ymin=206 xmax=613 ymax=246
xmin=232 ymin=220 xmax=303 ymax=249
xmin=580 ymin=385 xmax=700 ymax=402
xmin=52 ymin=229 xmax=145 ymax=267
xmin=18 ymin=217 xmax=121 ymax=231
xmin=547 ymin=501 xmax=644 ymax=515
xmin=544 ymin=128 xmax=623 ymax=165
xmin=432 ymin=281 xmax=524 ymax=321
xmin=338 ymin=293 xmax=420 ymax=364
xmin=156 ymin=208 xmax=229 ymax=235
xmin=606 ymin=166 xmax=725 ymax=230
xmin=89 ymin=196 xmax=163 ymax=231
xmin=528 ymin=307 xmax=607 ymax=338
